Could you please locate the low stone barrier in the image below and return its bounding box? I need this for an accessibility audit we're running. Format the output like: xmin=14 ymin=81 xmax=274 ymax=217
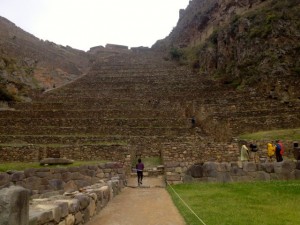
xmin=0 ymin=162 xmax=125 ymax=194
xmin=0 ymin=176 xmax=123 ymax=225
xmin=166 ymin=160 xmax=300 ymax=184
xmin=29 ymin=177 xmax=122 ymax=225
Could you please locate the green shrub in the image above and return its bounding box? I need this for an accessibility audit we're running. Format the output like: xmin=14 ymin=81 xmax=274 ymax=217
xmin=0 ymin=88 xmax=15 ymax=101
xmin=170 ymin=48 xmax=184 ymax=61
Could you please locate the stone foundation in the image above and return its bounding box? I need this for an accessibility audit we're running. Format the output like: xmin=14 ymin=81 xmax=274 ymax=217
xmin=166 ymin=160 xmax=300 ymax=184
xmin=0 ymin=162 xmax=125 ymax=194
xmin=0 ymin=162 xmax=126 ymax=225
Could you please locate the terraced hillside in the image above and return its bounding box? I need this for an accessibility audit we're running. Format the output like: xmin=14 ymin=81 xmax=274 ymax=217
xmin=0 ymin=49 xmax=299 ymax=168
xmin=0 ymin=50 xmax=203 ymax=164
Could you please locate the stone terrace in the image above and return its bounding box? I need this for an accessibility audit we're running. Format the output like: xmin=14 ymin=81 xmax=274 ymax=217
xmin=0 ymin=51 xmax=206 ymax=167
xmin=0 ymin=50 xmax=300 ymax=178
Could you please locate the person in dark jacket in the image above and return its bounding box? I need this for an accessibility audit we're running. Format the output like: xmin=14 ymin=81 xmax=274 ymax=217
xmin=275 ymin=140 xmax=283 ymax=162
xmin=136 ymin=158 xmax=144 ymax=186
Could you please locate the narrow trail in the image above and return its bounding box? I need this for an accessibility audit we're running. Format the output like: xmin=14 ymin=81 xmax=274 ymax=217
xmin=86 ymin=177 xmax=186 ymax=225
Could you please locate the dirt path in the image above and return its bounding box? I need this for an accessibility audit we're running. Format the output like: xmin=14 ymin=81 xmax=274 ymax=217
xmin=86 ymin=177 xmax=186 ymax=225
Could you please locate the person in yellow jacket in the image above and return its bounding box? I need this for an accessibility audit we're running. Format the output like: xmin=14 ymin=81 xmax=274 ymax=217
xmin=267 ymin=143 xmax=275 ymax=162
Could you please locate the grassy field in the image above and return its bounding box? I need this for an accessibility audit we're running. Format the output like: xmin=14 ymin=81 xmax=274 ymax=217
xmin=239 ymin=128 xmax=300 ymax=140
xmin=0 ymin=160 xmax=106 ymax=172
xmin=167 ymin=181 xmax=300 ymax=225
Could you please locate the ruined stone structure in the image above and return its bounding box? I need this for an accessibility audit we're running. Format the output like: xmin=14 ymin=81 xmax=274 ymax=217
xmin=0 ymin=162 xmax=125 ymax=225
xmin=0 ymin=50 xmax=299 ymax=183
xmin=166 ymin=160 xmax=300 ymax=184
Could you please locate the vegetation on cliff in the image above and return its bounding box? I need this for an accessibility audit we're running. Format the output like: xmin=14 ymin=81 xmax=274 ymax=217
xmin=159 ymin=0 xmax=300 ymax=100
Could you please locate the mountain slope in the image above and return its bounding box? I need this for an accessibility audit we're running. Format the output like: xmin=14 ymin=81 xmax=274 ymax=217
xmin=0 ymin=16 xmax=91 ymax=103
xmin=153 ymin=0 xmax=300 ymax=102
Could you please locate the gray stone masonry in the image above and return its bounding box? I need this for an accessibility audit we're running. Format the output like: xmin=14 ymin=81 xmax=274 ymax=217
xmin=0 ymin=186 xmax=29 ymax=225
xmin=167 ymin=160 xmax=300 ymax=184
xmin=0 ymin=162 xmax=125 ymax=194
xmin=0 ymin=162 xmax=126 ymax=225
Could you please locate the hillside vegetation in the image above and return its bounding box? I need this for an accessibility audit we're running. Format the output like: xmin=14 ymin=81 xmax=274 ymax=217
xmin=154 ymin=0 xmax=300 ymax=102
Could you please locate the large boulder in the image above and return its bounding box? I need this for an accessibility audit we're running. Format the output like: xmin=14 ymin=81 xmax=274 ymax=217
xmin=40 ymin=158 xmax=74 ymax=165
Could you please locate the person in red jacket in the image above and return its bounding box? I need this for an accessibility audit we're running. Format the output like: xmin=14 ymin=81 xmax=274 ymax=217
xmin=136 ymin=158 xmax=144 ymax=186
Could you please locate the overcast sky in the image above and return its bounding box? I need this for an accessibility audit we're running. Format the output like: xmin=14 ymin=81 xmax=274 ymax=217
xmin=0 ymin=0 xmax=190 ymax=51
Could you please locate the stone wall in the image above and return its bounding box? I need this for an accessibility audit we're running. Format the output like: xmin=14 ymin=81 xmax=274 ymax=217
xmin=0 ymin=162 xmax=125 ymax=194
xmin=0 ymin=145 xmax=129 ymax=163
xmin=165 ymin=160 xmax=300 ymax=184
xmin=162 ymin=141 xmax=240 ymax=165
xmin=0 ymin=176 xmax=123 ymax=225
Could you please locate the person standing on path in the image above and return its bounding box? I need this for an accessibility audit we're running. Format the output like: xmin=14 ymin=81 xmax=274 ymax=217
xmin=136 ymin=158 xmax=144 ymax=186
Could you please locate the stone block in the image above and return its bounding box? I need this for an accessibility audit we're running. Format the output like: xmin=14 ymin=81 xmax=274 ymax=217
xmin=230 ymin=167 xmax=247 ymax=176
xmin=29 ymin=210 xmax=53 ymax=225
xmin=58 ymin=220 xmax=66 ymax=225
xmin=243 ymin=162 xmax=257 ymax=172
xmin=183 ymin=174 xmax=193 ymax=183
xmin=216 ymin=172 xmax=233 ymax=183
xmin=175 ymin=167 xmax=182 ymax=173
xmin=36 ymin=204 xmax=61 ymax=223
xmin=295 ymin=170 xmax=300 ymax=180
xmin=35 ymin=171 xmax=51 ymax=178
xmin=64 ymin=180 xmax=78 ymax=193
xmin=0 ymin=186 xmax=29 ymax=225
xmin=217 ymin=162 xmax=231 ymax=172
xmin=62 ymin=172 xmax=73 ymax=182
xmin=276 ymin=160 xmax=296 ymax=180
xmin=64 ymin=199 xmax=80 ymax=213
xmin=186 ymin=164 xmax=203 ymax=178
xmin=74 ymin=194 xmax=90 ymax=210
xmin=40 ymin=158 xmax=73 ymax=165
xmin=10 ymin=172 xmax=25 ymax=183
xmin=74 ymin=211 xmax=83 ymax=224
xmin=0 ymin=172 xmax=10 ymax=187
xmin=254 ymin=171 xmax=270 ymax=181
xmin=65 ymin=214 xmax=75 ymax=225
xmin=261 ymin=163 xmax=275 ymax=173
xmin=87 ymin=199 xmax=96 ymax=217
xmin=202 ymin=162 xmax=218 ymax=177
xmin=49 ymin=179 xmax=65 ymax=190
xmin=24 ymin=168 xmax=36 ymax=178
xmin=270 ymin=173 xmax=279 ymax=180
xmin=96 ymin=172 xmax=105 ymax=178
xmin=54 ymin=201 xmax=69 ymax=218
xmin=88 ymin=165 xmax=98 ymax=171
xmin=74 ymin=180 xmax=91 ymax=189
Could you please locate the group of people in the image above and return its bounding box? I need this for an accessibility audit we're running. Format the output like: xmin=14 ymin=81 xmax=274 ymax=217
xmin=240 ymin=140 xmax=284 ymax=162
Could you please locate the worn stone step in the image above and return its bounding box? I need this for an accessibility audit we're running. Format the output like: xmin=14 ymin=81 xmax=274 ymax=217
xmin=0 ymin=126 xmax=193 ymax=136
xmin=0 ymin=117 xmax=189 ymax=127
xmin=0 ymin=109 xmax=183 ymax=119
xmin=11 ymin=99 xmax=184 ymax=111
xmin=0 ymin=134 xmax=194 ymax=145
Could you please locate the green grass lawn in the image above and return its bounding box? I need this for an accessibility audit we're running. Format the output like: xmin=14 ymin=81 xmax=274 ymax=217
xmin=239 ymin=128 xmax=300 ymax=140
xmin=0 ymin=160 xmax=106 ymax=172
xmin=167 ymin=181 xmax=300 ymax=225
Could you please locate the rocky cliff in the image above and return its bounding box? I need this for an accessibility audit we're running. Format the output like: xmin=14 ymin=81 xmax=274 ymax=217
xmin=0 ymin=16 xmax=91 ymax=103
xmin=153 ymin=0 xmax=300 ymax=103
